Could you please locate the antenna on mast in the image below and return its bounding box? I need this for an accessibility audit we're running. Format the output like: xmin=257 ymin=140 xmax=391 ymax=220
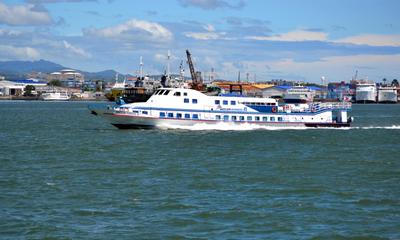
xmin=353 ymin=70 xmax=358 ymax=81
xmin=139 ymin=56 xmax=143 ymax=79
xmin=167 ymin=50 xmax=171 ymax=79
xmin=179 ymin=60 xmax=185 ymax=81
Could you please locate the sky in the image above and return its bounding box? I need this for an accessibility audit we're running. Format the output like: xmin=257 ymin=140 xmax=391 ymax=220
xmin=0 ymin=0 xmax=399 ymax=83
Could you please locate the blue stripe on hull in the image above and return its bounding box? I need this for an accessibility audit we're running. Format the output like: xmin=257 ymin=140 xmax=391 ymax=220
xmin=129 ymin=106 xmax=344 ymax=115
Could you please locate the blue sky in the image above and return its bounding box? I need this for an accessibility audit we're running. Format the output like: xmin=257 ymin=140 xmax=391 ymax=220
xmin=0 ymin=0 xmax=399 ymax=83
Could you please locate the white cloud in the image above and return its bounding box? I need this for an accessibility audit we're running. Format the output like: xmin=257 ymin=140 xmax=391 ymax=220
xmin=154 ymin=51 xmax=179 ymax=63
xmin=0 ymin=29 xmax=22 ymax=36
xmin=184 ymin=23 xmax=231 ymax=40
xmin=84 ymin=19 xmax=172 ymax=42
xmin=247 ymin=29 xmax=400 ymax=47
xmin=203 ymin=24 xmax=215 ymax=32
xmin=0 ymin=2 xmax=52 ymax=26
xmin=238 ymin=54 xmax=400 ymax=81
xmin=185 ymin=31 xmax=224 ymax=40
xmin=62 ymin=40 xmax=91 ymax=58
xmin=178 ymin=0 xmax=245 ymax=10
xmin=247 ymin=30 xmax=328 ymax=42
xmin=334 ymin=34 xmax=400 ymax=47
xmin=0 ymin=44 xmax=40 ymax=60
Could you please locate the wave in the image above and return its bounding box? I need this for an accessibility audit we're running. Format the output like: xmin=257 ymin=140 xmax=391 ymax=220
xmin=355 ymin=125 xmax=400 ymax=130
xmin=157 ymin=123 xmax=400 ymax=131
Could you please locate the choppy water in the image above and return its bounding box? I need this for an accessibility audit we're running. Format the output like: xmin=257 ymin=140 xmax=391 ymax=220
xmin=0 ymin=102 xmax=399 ymax=239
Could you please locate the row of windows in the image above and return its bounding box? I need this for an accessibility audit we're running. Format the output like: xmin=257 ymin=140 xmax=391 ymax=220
xmin=214 ymin=100 xmax=276 ymax=106
xmin=173 ymin=91 xmax=188 ymax=96
xmin=215 ymin=100 xmax=236 ymax=106
xmin=154 ymin=89 xmax=171 ymax=96
xmin=241 ymin=102 xmax=276 ymax=106
xmin=159 ymin=112 xmax=199 ymax=119
xmin=184 ymin=98 xmax=198 ymax=104
xmin=215 ymin=115 xmax=283 ymax=122
xmin=154 ymin=89 xmax=188 ymax=97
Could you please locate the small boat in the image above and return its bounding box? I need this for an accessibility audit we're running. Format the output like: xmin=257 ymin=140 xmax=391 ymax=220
xmin=90 ymin=88 xmax=353 ymax=129
xmin=41 ymin=92 xmax=70 ymax=101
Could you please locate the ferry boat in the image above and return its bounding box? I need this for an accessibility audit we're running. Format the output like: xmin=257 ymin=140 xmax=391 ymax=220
xmin=90 ymin=88 xmax=352 ymax=129
xmin=377 ymin=86 xmax=397 ymax=103
xmin=283 ymin=86 xmax=315 ymax=103
xmin=41 ymin=91 xmax=70 ymax=101
xmin=355 ymin=83 xmax=376 ymax=103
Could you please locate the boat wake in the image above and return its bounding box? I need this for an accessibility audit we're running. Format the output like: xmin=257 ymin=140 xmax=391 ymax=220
xmin=354 ymin=125 xmax=400 ymax=130
xmin=158 ymin=123 xmax=400 ymax=131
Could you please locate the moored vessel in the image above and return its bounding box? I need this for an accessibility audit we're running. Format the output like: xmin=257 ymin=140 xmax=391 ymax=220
xmin=283 ymin=86 xmax=315 ymax=103
xmin=41 ymin=91 xmax=70 ymax=101
xmin=355 ymin=83 xmax=376 ymax=103
xmin=90 ymin=88 xmax=352 ymax=129
xmin=377 ymin=86 xmax=397 ymax=103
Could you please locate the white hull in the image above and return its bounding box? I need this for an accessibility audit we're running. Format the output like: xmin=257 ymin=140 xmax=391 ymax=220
xmin=41 ymin=92 xmax=70 ymax=101
xmin=96 ymin=112 xmax=350 ymax=129
xmin=378 ymin=88 xmax=397 ymax=103
xmin=355 ymin=84 xmax=376 ymax=103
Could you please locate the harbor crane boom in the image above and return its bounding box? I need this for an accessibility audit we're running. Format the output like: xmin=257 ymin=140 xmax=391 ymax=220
xmin=186 ymin=49 xmax=197 ymax=83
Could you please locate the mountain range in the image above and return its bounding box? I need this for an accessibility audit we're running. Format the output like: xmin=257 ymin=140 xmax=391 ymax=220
xmin=0 ymin=59 xmax=119 ymax=81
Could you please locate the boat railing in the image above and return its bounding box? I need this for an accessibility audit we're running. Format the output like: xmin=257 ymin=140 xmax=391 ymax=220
xmin=311 ymin=102 xmax=352 ymax=112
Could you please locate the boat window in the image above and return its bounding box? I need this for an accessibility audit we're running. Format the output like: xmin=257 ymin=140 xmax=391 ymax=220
xmin=174 ymin=92 xmax=181 ymax=96
xmin=154 ymin=90 xmax=160 ymax=95
xmin=262 ymin=117 xmax=268 ymax=121
xmin=278 ymin=117 xmax=283 ymax=121
xmin=168 ymin=113 xmax=174 ymax=118
xmin=215 ymin=100 xmax=220 ymax=105
xmin=223 ymin=115 xmax=229 ymax=121
xmin=216 ymin=115 xmax=221 ymax=120
xmin=255 ymin=116 xmax=260 ymax=121
xmin=232 ymin=116 xmax=237 ymax=121
xmin=184 ymin=98 xmax=189 ymax=103
xmin=163 ymin=90 xmax=170 ymax=95
xmin=158 ymin=90 xmax=165 ymax=95
xmin=223 ymin=100 xmax=228 ymax=105
xmin=176 ymin=113 xmax=182 ymax=118
xmin=231 ymin=101 xmax=236 ymax=105
xmin=184 ymin=113 xmax=190 ymax=119
xmin=160 ymin=112 xmax=165 ymax=117
xmin=247 ymin=116 xmax=252 ymax=121
xmin=142 ymin=111 xmax=148 ymax=115
xmin=192 ymin=114 xmax=199 ymax=119
xmin=183 ymin=92 xmax=188 ymax=96
xmin=240 ymin=116 xmax=245 ymax=121
xmin=270 ymin=117 xmax=275 ymax=122
xmin=192 ymin=99 xmax=198 ymax=104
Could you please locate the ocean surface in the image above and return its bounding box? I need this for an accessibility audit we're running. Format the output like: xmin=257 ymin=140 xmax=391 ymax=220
xmin=0 ymin=101 xmax=399 ymax=239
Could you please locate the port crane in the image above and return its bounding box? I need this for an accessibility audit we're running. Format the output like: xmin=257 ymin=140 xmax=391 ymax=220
xmin=185 ymin=49 xmax=203 ymax=91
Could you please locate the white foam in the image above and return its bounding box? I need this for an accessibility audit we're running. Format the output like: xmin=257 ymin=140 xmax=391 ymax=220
xmin=355 ymin=125 xmax=400 ymax=130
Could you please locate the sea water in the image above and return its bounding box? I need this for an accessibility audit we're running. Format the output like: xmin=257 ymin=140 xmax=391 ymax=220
xmin=0 ymin=102 xmax=399 ymax=239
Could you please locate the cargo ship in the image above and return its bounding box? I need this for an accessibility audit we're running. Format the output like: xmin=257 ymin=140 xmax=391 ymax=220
xmin=90 ymin=88 xmax=352 ymax=129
